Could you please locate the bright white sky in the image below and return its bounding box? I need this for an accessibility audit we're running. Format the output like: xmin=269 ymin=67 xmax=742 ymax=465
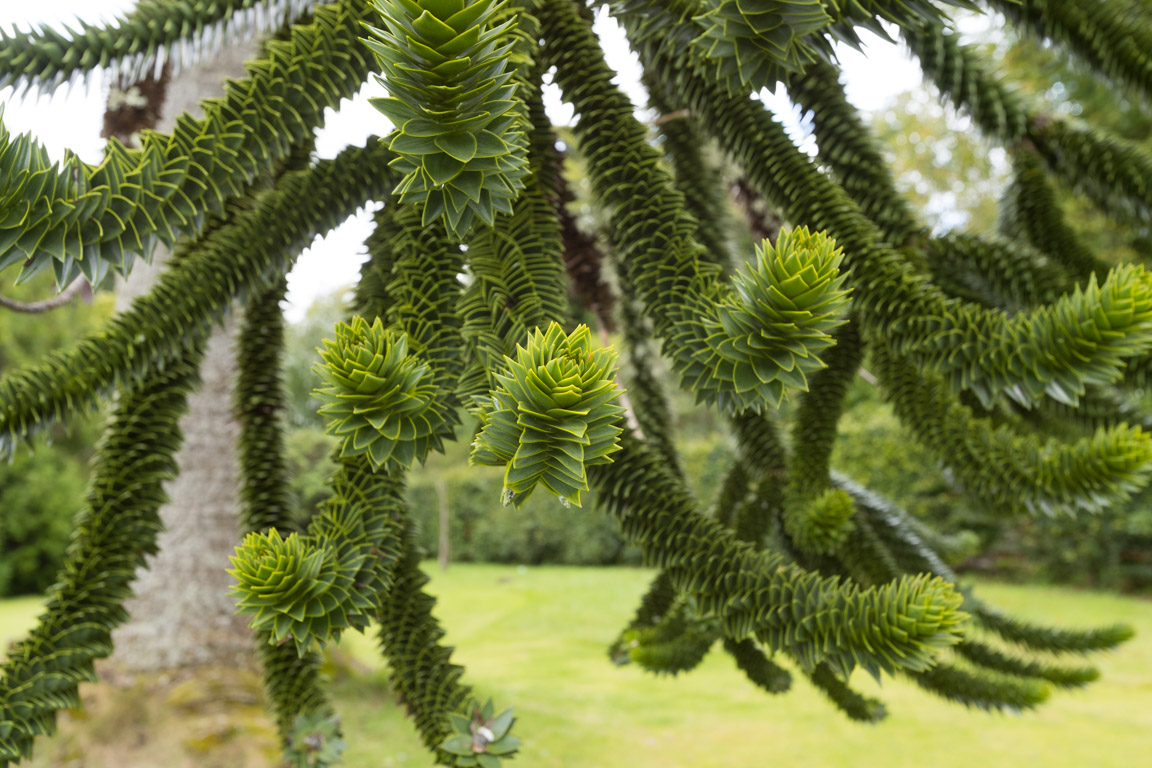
xmin=1 ymin=0 xmax=928 ymax=321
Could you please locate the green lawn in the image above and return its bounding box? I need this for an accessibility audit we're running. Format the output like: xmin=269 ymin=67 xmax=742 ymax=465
xmin=4 ymin=567 xmax=1151 ymax=767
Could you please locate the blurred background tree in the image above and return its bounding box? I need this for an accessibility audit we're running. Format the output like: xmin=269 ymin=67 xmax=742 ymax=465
xmin=0 ymin=275 xmax=111 ymax=596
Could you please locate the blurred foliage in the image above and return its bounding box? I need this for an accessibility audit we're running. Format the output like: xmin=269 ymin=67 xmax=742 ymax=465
xmin=996 ymin=21 xmax=1152 ymax=262
xmin=403 ymin=436 xmax=740 ymax=567
xmin=871 ymin=87 xmax=1007 ymax=235
xmin=873 ymin=12 xmax=1152 ymax=253
xmin=833 ymin=365 xmax=1152 ymax=591
xmin=832 ymin=375 xmax=985 ymax=546
xmin=284 ymin=286 xmax=352 ymax=430
xmin=860 ymin=13 xmax=1152 ymax=590
xmin=284 ymin=426 xmax=339 ymax=532
xmin=0 ymin=275 xmax=113 ymax=596
xmin=1002 ymin=500 xmax=1152 ymax=591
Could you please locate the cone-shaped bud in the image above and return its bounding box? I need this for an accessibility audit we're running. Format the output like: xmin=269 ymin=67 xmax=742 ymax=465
xmin=313 ymin=316 xmax=450 ymax=472
xmin=692 ymin=0 xmax=832 ymax=93
xmin=229 ymin=529 xmax=363 ymax=655
xmin=705 ymin=226 xmax=852 ymax=411
xmin=783 ymin=487 xmax=856 ymax=555
xmin=471 ymin=323 xmax=625 ymax=507
xmin=365 ymin=0 xmax=529 ymax=236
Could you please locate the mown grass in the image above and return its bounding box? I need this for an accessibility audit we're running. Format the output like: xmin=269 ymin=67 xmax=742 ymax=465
xmin=4 ymin=567 xmax=1150 ymax=767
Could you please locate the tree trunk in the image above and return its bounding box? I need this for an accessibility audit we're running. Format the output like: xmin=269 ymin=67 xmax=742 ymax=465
xmin=109 ymin=43 xmax=258 ymax=674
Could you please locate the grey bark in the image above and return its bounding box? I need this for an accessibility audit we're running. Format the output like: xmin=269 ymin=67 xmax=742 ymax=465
xmin=110 ymin=44 xmax=259 ymax=673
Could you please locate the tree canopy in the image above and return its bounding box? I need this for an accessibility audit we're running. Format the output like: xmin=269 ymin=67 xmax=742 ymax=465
xmin=2 ymin=0 xmax=1152 ymax=766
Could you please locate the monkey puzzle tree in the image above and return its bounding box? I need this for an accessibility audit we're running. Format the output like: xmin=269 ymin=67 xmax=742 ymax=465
xmin=1 ymin=0 xmax=1151 ymax=765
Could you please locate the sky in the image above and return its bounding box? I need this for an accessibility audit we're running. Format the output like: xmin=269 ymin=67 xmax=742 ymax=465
xmin=1 ymin=0 xmax=930 ymax=322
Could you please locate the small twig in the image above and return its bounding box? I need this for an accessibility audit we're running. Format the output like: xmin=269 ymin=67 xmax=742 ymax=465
xmin=0 ymin=279 xmax=91 ymax=314
xmin=650 ymin=108 xmax=694 ymax=126
xmin=731 ymin=177 xmax=784 ymax=244
xmin=857 ymin=367 xmax=878 ymax=386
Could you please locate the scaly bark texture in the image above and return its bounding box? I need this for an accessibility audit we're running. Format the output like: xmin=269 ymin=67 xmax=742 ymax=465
xmin=110 ymin=42 xmax=257 ymax=674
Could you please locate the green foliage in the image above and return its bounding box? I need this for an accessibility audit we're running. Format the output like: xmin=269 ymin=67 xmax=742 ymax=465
xmin=236 ymin=275 xmax=337 ymax=754
xmin=285 ymin=711 xmax=347 ymax=768
xmin=783 ymin=488 xmax=856 ymax=556
xmin=313 ymin=316 xmax=452 ymax=473
xmin=231 ymin=454 xmax=405 ymax=655
xmin=954 ymin=640 xmax=1099 ymax=688
xmin=0 ymin=345 xmax=203 ymax=762
xmin=471 ymin=322 xmax=625 ymax=507
xmin=922 ymin=233 xmax=1069 ymax=311
xmin=692 ymin=0 xmax=832 ymax=92
xmin=589 ymin=433 xmax=967 ymax=681
xmin=366 ymin=0 xmax=530 ymax=235
xmin=0 ymin=0 xmax=319 ymax=90
xmin=231 ymin=528 xmax=364 ymax=654
xmin=663 ymin=0 xmax=977 ymax=96
xmin=285 ymin=290 xmax=353 ymax=430
xmin=807 ymin=662 xmax=886 ymax=723
xmin=457 ymin=91 xmax=569 ymax=404
xmin=832 ymin=382 xmax=979 ymax=552
xmin=909 ymin=662 xmax=1050 ymax=712
xmin=0 ymin=275 xmax=111 ymax=597
xmin=722 ymin=637 xmax=792 ymax=694
xmin=913 ymin=262 xmax=1152 ymax=409
xmin=0 ymin=140 xmax=397 ymax=458
xmin=1000 ymin=149 xmax=1108 ymax=281
xmin=972 ymin=603 xmax=1134 ymax=654
xmin=619 ymin=596 xmax=716 ymax=674
xmin=439 ymin=700 xmax=520 ymax=767
xmin=0 ymin=0 xmax=375 ymax=288
xmin=7 ymin=0 xmax=1152 ymax=762
xmin=874 ymin=344 xmax=1152 ymax=516
xmin=0 ymin=444 xmax=88 ymax=597
xmin=711 ymin=228 xmax=852 ymax=410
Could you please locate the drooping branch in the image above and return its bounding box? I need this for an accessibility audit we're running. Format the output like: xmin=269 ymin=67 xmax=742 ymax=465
xmin=615 ymin=1 xmax=1152 ymax=413
xmin=646 ymin=74 xmax=736 ymax=270
xmin=458 ymin=102 xmax=569 ymax=403
xmin=783 ymin=323 xmax=864 ymax=557
xmin=988 ymin=0 xmax=1152 ymax=102
xmin=786 ymin=58 xmax=923 ymax=246
xmin=0 ymin=0 xmax=374 ymax=286
xmin=923 ymin=232 xmax=1070 ymax=312
xmin=872 ymin=343 xmax=1152 ymax=516
xmin=545 ymin=3 xmax=854 ymax=413
xmin=235 ymin=275 xmax=336 ymax=754
xmin=0 ymin=342 xmax=206 ymax=763
xmin=0 ymin=140 xmax=396 ymax=457
xmin=999 ymin=147 xmax=1110 ymax=281
xmin=0 ymin=0 xmax=322 ymax=91
xmin=902 ymin=18 xmax=1152 ymax=224
xmin=590 ymin=432 xmax=967 ymax=680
